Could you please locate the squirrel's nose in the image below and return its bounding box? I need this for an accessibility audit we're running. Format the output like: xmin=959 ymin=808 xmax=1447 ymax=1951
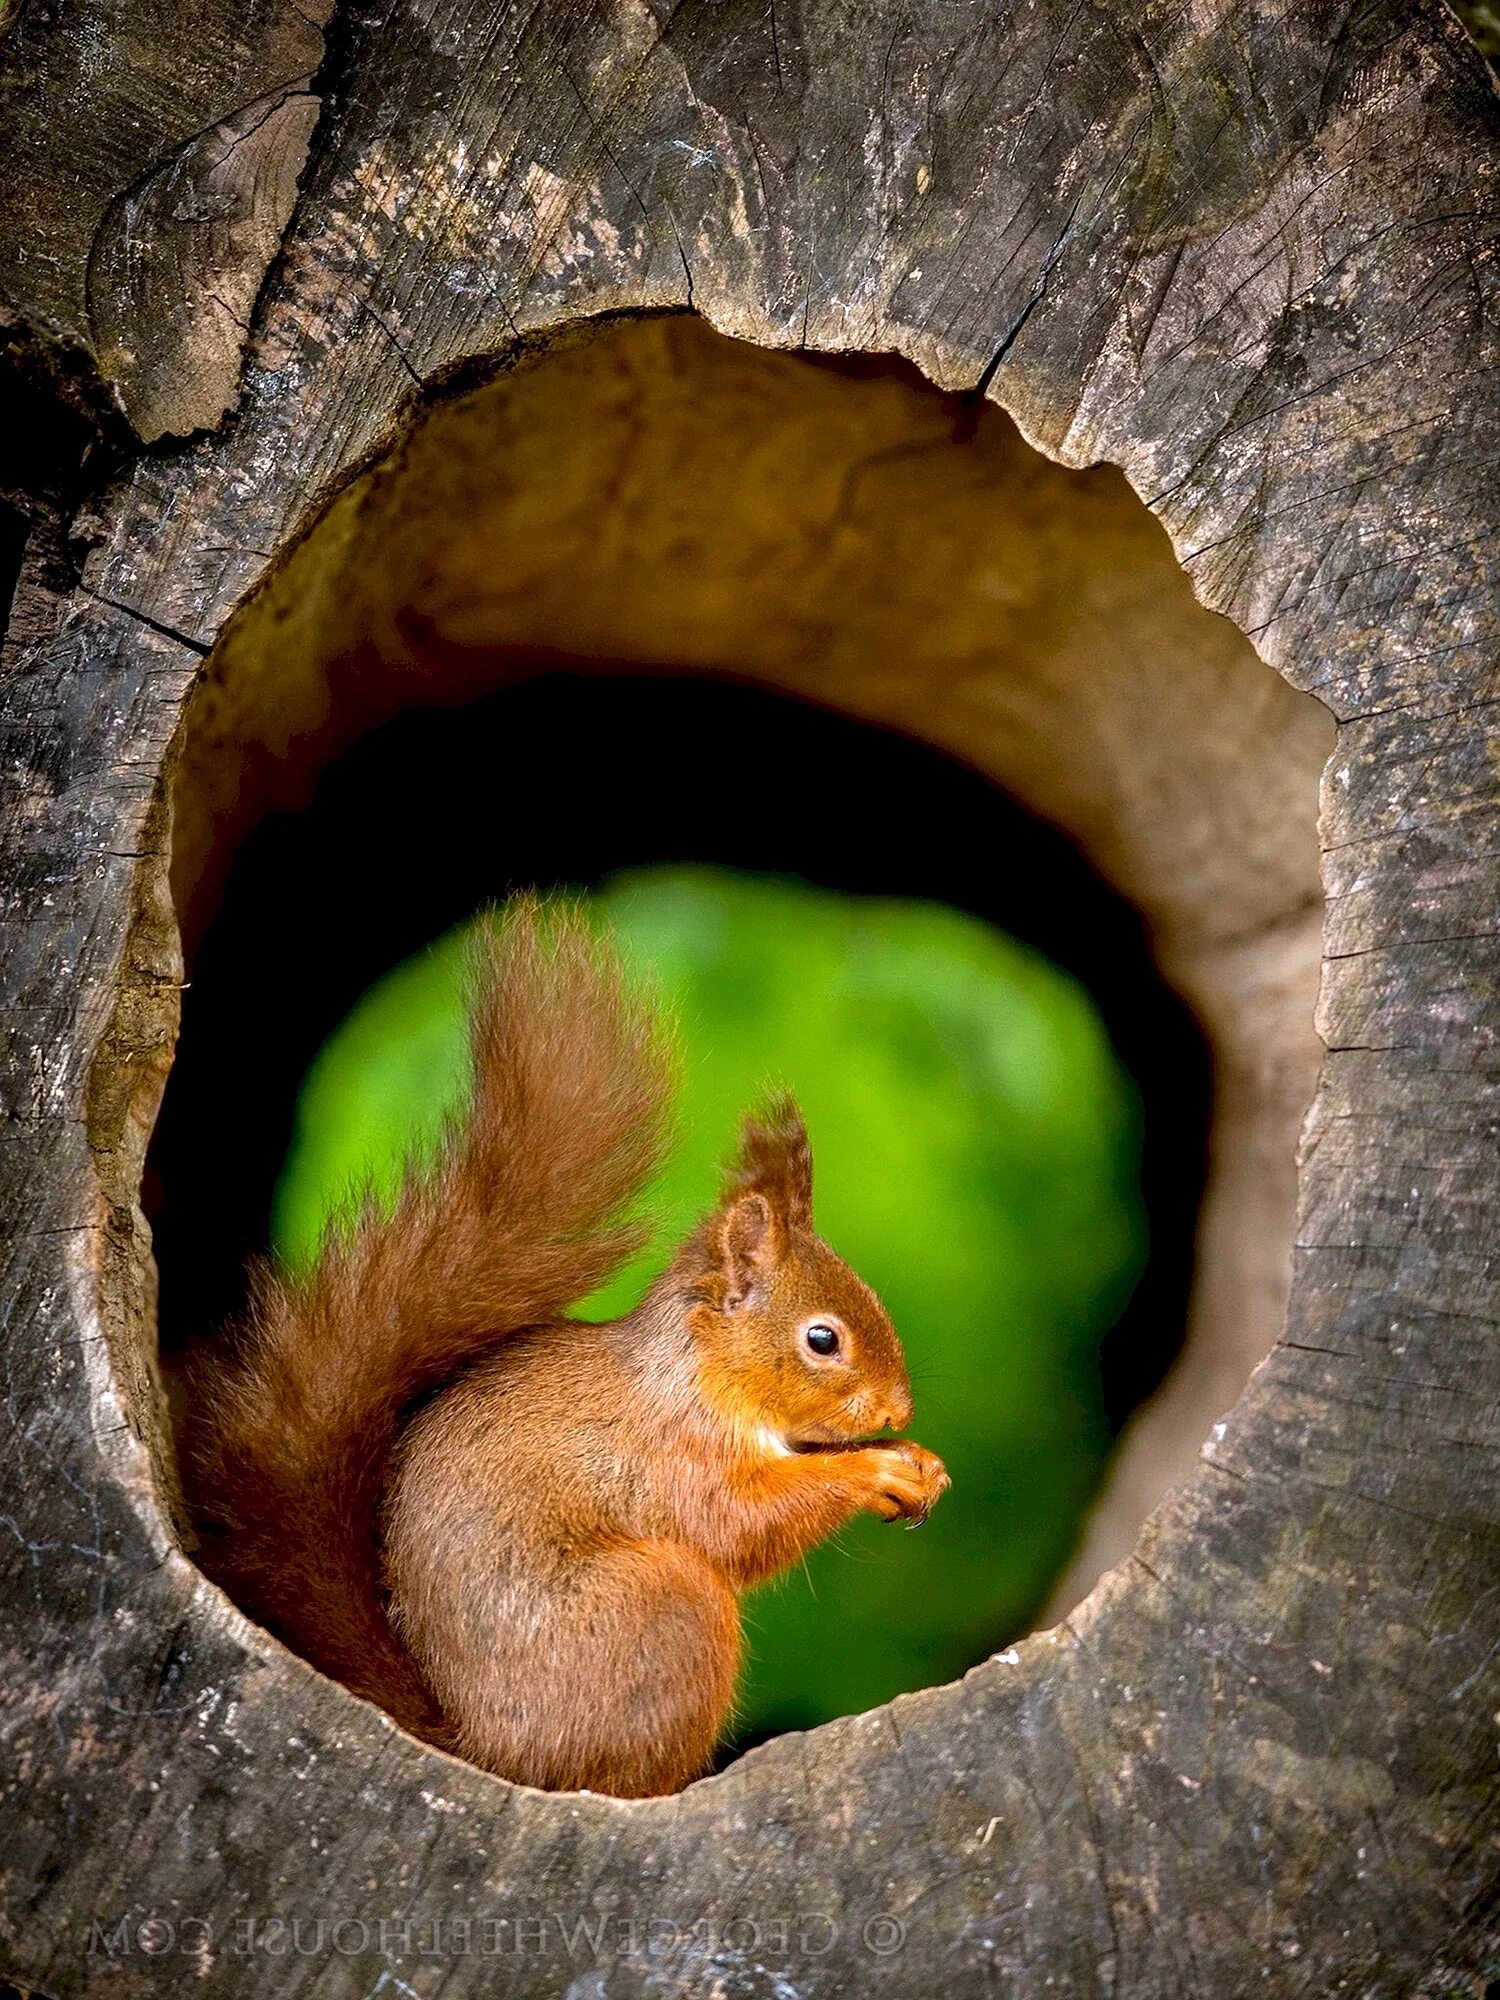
xmin=875 ymin=1390 xmax=913 ymax=1433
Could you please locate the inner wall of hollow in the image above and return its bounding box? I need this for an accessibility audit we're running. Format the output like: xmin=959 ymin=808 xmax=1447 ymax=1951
xmin=167 ymin=311 xmax=1333 ymax=1617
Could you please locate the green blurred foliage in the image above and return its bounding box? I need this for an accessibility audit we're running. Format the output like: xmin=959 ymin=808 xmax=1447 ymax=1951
xmin=273 ymin=868 xmax=1145 ymax=1738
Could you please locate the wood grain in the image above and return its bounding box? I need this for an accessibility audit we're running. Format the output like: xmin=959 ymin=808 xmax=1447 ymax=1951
xmin=0 ymin=0 xmax=330 ymax=437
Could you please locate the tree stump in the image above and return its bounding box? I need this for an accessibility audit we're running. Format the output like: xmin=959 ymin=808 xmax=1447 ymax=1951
xmin=2 ymin=4 xmax=1497 ymax=1997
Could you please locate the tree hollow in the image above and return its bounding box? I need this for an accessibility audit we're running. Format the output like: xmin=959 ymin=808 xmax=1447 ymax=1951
xmin=166 ymin=309 xmax=1333 ymax=1624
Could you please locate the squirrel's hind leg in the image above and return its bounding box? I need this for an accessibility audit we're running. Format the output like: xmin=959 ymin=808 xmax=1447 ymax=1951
xmin=394 ymin=1532 xmax=741 ymax=1799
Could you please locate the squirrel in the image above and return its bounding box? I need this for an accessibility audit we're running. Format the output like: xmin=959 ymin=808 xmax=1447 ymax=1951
xmin=185 ymin=899 xmax=948 ymax=1798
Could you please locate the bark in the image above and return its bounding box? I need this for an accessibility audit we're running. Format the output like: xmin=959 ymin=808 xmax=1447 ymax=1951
xmin=0 ymin=0 xmax=329 ymax=439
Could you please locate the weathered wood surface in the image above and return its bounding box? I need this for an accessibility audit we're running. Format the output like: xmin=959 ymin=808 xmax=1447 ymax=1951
xmin=2 ymin=2 xmax=1497 ymax=1997
xmin=0 ymin=0 xmax=330 ymax=438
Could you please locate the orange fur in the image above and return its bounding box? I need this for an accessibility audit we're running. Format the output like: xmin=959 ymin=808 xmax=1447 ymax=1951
xmin=186 ymin=900 xmax=946 ymax=1797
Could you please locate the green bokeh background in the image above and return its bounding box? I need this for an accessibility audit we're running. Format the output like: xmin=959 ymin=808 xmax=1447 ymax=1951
xmin=273 ymin=867 xmax=1145 ymax=1737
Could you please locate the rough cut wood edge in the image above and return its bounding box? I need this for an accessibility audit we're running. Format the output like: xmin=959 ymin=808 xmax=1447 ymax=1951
xmin=0 ymin=0 xmax=331 ymax=440
xmin=1 ymin=2 xmax=1497 ymax=1996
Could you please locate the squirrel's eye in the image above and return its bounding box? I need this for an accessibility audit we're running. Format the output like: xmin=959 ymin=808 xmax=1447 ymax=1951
xmin=804 ymin=1322 xmax=841 ymax=1359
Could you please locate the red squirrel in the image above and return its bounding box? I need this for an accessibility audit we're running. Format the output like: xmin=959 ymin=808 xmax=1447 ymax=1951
xmin=186 ymin=900 xmax=948 ymax=1797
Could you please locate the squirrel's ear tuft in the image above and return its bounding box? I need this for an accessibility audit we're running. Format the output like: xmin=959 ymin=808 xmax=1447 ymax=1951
xmin=681 ymin=1097 xmax=811 ymax=1309
xmin=728 ymin=1094 xmax=814 ymax=1234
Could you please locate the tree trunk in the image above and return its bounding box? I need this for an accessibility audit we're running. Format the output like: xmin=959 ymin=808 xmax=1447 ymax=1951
xmin=2 ymin=4 xmax=1497 ymax=1997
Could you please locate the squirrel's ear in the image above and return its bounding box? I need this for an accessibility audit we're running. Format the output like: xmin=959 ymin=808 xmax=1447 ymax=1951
xmin=712 ymin=1191 xmax=780 ymax=1312
xmin=729 ymin=1095 xmax=813 ymax=1234
xmin=685 ymin=1097 xmax=811 ymax=1310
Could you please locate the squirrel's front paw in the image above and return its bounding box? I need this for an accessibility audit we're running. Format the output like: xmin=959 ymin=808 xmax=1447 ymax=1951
xmin=865 ymin=1441 xmax=949 ymax=1524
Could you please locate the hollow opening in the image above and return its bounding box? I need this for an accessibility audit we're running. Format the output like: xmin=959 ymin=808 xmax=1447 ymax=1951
xmin=154 ymin=668 xmax=1206 ymax=1746
xmin=152 ymin=309 xmax=1331 ymax=1772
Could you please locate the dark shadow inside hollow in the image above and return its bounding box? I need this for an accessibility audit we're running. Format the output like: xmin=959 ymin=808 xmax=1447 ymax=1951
xmin=0 ymin=505 xmax=24 ymax=623
xmin=149 ymin=666 xmax=1210 ymax=1440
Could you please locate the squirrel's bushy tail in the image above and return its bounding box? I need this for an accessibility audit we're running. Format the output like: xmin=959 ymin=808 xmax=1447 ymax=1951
xmin=186 ymin=898 xmax=674 ymax=1730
